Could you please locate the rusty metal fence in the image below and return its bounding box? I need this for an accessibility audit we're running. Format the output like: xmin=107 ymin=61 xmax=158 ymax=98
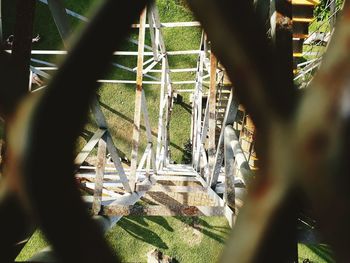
xmin=1 ymin=0 xmax=350 ymax=262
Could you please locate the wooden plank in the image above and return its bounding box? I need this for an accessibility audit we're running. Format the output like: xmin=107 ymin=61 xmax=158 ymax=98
xmin=154 ymin=175 xmax=199 ymax=182
xmin=92 ymin=134 xmax=107 ymax=215
xmin=102 ymin=205 xmax=224 ymax=216
xmin=74 ymin=129 xmax=106 ymax=167
xmin=130 ymin=8 xmax=147 ymax=191
xmin=136 ymin=185 xmax=206 ymax=193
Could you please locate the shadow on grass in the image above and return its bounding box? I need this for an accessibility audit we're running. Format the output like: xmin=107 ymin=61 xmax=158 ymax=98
xmin=177 ymin=100 xmax=192 ymax=114
xmin=126 ymin=215 xmax=174 ymax=232
xmin=99 ymin=100 xmax=185 ymax=154
xmin=305 ymin=244 xmax=335 ymax=263
xmin=145 ymin=217 xmax=174 ymax=232
xmin=119 ymin=217 xmax=169 ymax=249
xmin=80 ymin=128 xmax=94 ymax=141
xmin=142 ymin=192 xmax=229 ymax=244
xmin=175 ymin=216 xmax=230 ymax=245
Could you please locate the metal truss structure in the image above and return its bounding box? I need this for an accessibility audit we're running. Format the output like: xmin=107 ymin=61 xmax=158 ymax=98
xmin=1 ymin=0 xmax=350 ymax=262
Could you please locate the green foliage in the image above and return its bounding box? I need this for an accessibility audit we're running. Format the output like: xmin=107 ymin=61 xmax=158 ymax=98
xmin=314 ymin=0 xmax=344 ymax=22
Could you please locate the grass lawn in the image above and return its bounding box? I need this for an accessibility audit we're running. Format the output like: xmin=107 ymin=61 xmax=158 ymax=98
xmin=17 ymin=216 xmax=231 ymax=262
xmin=298 ymin=243 xmax=335 ymax=263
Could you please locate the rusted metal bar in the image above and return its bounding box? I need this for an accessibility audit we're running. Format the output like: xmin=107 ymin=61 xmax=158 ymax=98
xmin=0 ymin=1 xmax=36 ymax=260
xmin=130 ymin=8 xmax=147 ymax=191
xmin=92 ymin=134 xmax=107 ymax=215
xmin=270 ymin=0 xmax=293 ymax=97
xmin=208 ymin=52 xmax=217 ymax=179
xmin=4 ymin=1 xmax=149 ymax=262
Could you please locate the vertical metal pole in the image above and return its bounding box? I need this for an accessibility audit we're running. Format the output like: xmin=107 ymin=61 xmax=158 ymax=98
xmin=210 ymin=91 xmax=238 ymax=187
xmin=92 ymin=134 xmax=107 ymax=215
xmin=224 ymin=125 xmax=235 ymax=209
xmin=156 ymin=57 xmax=166 ymax=169
xmin=268 ymin=1 xmax=298 ymax=261
xmin=330 ymin=0 xmax=337 ymax=29
xmin=147 ymin=4 xmax=158 ymax=60
xmin=130 ymin=7 xmax=147 ymax=191
xmin=141 ymin=90 xmax=157 ymax=174
xmin=208 ymin=52 xmax=217 ymax=178
xmin=164 ymin=77 xmax=172 ymax=166
xmin=194 ymin=51 xmax=204 ymax=170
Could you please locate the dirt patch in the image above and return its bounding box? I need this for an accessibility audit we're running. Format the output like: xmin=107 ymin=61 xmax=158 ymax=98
xmin=181 ymin=222 xmax=203 ymax=246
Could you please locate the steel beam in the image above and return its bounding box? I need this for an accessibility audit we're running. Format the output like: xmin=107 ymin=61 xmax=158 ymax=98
xmin=130 ymin=8 xmax=147 ymax=191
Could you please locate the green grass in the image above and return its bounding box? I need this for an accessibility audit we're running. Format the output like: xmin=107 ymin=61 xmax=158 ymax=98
xmin=298 ymin=243 xmax=335 ymax=263
xmin=107 ymin=216 xmax=230 ymax=263
xmin=16 ymin=231 xmax=49 ymax=261
xmin=17 ymin=217 xmax=230 ymax=262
